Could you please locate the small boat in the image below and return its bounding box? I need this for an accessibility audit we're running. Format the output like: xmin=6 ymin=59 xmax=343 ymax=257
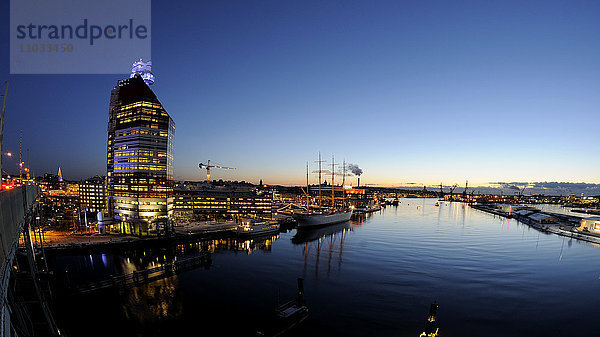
xmin=419 ymin=301 xmax=439 ymax=337
xmin=352 ymin=204 xmax=382 ymax=214
xmin=256 ymin=278 xmax=309 ymax=337
xmin=236 ymin=221 xmax=280 ymax=237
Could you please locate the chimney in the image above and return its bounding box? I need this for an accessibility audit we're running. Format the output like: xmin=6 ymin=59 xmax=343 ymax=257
xmin=357 ymin=177 xmax=360 ymax=188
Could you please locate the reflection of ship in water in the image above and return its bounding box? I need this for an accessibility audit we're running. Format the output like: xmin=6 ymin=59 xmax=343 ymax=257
xmin=291 ymin=222 xmax=350 ymax=244
xmin=291 ymin=223 xmax=351 ymax=277
xmin=350 ymin=214 xmax=365 ymax=227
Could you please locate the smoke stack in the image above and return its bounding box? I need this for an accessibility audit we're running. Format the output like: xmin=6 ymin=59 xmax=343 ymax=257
xmin=358 ymin=177 xmax=360 ymax=188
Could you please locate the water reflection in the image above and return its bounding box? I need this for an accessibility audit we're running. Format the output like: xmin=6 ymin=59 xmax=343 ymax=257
xmin=122 ymin=275 xmax=182 ymax=323
xmin=52 ymin=199 xmax=600 ymax=337
xmin=291 ymin=223 xmax=350 ymax=244
xmin=292 ymin=223 xmax=352 ymax=279
xmin=121 ymin=235 xmax=281 ymax=271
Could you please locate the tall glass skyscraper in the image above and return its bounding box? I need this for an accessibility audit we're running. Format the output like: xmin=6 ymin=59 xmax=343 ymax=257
xmin=107 ymin=61 xmax=174 ymax=236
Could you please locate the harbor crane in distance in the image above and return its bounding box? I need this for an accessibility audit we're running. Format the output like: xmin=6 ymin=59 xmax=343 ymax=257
xmin=448 ymin=184 xmax=458 ymax=201
xmin=517 ymin=185 xmax=527 ymax=199
xmin=198 ymin=160 xmax=236 ymax=184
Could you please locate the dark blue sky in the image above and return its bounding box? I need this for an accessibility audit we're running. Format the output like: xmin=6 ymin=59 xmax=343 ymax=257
xmin=1 ymin=0 xmax=599 ymax=186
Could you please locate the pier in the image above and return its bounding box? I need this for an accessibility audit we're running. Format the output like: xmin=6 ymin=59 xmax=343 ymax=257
xmin=470 ymin=203 xmax=600 ymax=245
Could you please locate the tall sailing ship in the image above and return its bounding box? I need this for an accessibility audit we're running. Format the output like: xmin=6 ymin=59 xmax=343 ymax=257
xmin=293 ymin=209 xmax=353 ymax=228
xmin=292 ymin=154 xmax=353 ymax=228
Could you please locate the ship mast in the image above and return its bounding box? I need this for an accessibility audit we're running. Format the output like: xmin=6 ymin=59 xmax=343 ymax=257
xmin=331 ymin=156 xmax=335 ymax=209
xmin=306 ymin=162 xmax=309 ymax=209
xmin=317 ymin=152 xmax=323 ymax=208
xmin=342 ymin=159 xmax=346 ymax=208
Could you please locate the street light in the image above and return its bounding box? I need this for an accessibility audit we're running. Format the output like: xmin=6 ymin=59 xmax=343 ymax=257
xmin=1 ymin=151 xmax=14 ymax=188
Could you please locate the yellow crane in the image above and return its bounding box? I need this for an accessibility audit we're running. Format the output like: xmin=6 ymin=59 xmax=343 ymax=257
xmin=198 ymin=160 xmax=236 ymax=183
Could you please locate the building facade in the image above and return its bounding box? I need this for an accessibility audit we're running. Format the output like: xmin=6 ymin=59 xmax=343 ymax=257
xmin=173 ymin=189 xmax=272 ymax=222
xmin=107 ymin=64 xmax=175 ymax=236
xmin=79 ymin=176 xmax=106 ymax=214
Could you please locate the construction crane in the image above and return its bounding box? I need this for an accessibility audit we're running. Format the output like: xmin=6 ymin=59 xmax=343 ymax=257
xmin=198 ymin=160 xmax=236 ymax=184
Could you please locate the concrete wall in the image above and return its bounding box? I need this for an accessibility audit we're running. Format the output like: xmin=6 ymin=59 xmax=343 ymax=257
xmin=0 ymin=186 xmax=40 ymax=337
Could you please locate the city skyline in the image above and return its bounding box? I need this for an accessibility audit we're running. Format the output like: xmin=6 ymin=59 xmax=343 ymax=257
xmin=1 ymin=0 xmax=599 ymax=187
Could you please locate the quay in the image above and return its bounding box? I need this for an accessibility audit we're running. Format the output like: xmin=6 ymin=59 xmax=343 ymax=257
xmin=470 ymin=203 xmax=600 ymax=245
xmin=33 ymin=218 xmax=297 ymax=254
xmin=38 ymin=222 xmax=242 ymax=254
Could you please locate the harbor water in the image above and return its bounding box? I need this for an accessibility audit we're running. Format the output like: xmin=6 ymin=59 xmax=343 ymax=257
xmin=50 ymin=198 xmax=600 ymax=336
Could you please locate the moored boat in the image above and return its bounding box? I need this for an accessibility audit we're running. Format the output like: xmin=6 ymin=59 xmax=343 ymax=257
xmin=256 ymin=278 xmax=309 ymax=337
xmin=293 ymin=154 xmax=353 ymax=228
xmin=235 ymin=221 xmax=280 ymax=237
xmin=292 ymin=209 xmax=352 ymax=228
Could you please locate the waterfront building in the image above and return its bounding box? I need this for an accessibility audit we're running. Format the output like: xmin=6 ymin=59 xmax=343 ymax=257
xmin=528 ymin=213 xmax=558 ymax=224
xmin=173 ymin=188 xmax=272 ymax=222
xmin=107 ymin=61 xmax=175 ymax=236
xmin=576 ymin=216 xmax=600 ymax=234
xmin=79 ymin=176 xmax=106 ymax=214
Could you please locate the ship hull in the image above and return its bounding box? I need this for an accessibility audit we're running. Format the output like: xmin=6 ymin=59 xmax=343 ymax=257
xmin=293 ymin=211 xmax=352 ymax=228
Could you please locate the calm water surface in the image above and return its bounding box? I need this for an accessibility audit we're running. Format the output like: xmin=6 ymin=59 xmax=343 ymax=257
xmin=50 ymin=199 xmax=600 ymax=337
